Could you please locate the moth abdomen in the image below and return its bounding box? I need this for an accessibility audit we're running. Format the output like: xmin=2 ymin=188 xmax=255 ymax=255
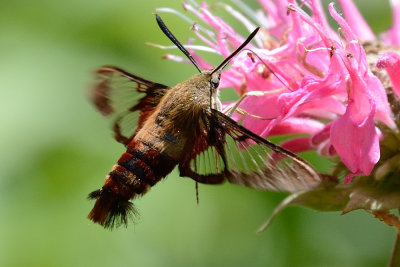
xmin=88 ymin=140 xmax=177 ymax=229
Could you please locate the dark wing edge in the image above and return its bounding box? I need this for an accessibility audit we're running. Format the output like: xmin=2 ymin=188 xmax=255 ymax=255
xmin=178 ymin=109 xmax=322 ymax=193
xmin=91 ymin=65 xmax=170 ymax=145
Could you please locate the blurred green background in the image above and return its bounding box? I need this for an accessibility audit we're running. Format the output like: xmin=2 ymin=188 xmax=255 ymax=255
xmin=0 ymin=0 xmax=396 ymax=266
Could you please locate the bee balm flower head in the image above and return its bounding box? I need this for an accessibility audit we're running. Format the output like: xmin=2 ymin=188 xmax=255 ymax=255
xmin=159 ymin=0 xmax=400 ymax=183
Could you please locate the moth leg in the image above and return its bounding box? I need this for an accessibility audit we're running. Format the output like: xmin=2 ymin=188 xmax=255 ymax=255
xmin=233 ymin=108 xmax=275 ymax=120
xmin=223 ymin=89 xmax=283 ymax=118
xmin=184 ymin=172 xmax=225 ymax=184
xmin=179 ymin=164 xmax=225 ymax=184
xmin=195 ymin=182 xmax=199 ymax=205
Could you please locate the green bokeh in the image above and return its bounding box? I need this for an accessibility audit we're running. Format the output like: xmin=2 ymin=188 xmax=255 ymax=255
xmin=0 ymin=0 xmax=395 ymax=266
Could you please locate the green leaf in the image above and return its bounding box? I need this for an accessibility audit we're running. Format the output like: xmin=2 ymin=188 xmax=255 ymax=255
xmin=258 ymin=175 xmax=400 ymax=232
xmin=342 ymin=177 xmax=400 ymax=213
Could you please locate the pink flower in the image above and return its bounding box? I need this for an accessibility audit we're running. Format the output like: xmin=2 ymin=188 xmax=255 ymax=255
xmin=158 ymin=0 xmax=400 ymax=183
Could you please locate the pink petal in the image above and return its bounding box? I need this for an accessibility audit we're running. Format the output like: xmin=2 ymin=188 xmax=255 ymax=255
xmin=200 ymin=6 xmax=246 ymax=55
xmin=289 ymin=2 xmax=334 ymax=48
xmin=338 ymin=0 xmax=375 ymax=42
xmin=311 ymin=124 xmax=335 ymax=156
xmin=240 ymin=95 xmax=281 ymax=135
xmin=182 ymin=2 xmax=205 ymax=21
xmin=321 ymin=142 xmax=335 ymax=156
xmin=364 ymin=74 xmax=395 ymax=128
xmin=300 ymin=97 xmax=346 ymax=117
xmin=192 ymin=29 xmax=219 ymax=51
xmin=382 ymin=0 xmax=400 ymax=46
xmin=296 ymin=41 xmax=331 ymax=75
xmin=243 ymin=71 xmax=280 ymax=92
xmin=231 ymin=52 xmax=258 ymax=73
xmin=268 ymin=117 xmax=324 ymax=136
xmin=277 ymin=88 xmax=310 ymax=119
xmin=276 ymin=60 xmax=346 ymax=122
xmin=312 ymin=123 xmax=332 ymax=146
xmin=311 ymin=0 xmax=331 ymax=31
xmin=280 ymin=137 xmax=314 ymax=154
xmin=242 ymin=116 xmax=272 ymax=136
xmin=377 ymin=51 xmax=400 ymax=99
xmin=330 ymin=100 xmax=380 ymax=179
xmin=287 ymin=0 xmax=306 ymax=41
xmin=329 ymin=3 xmax=366 ymax=71
xmin=258 ymin=0 xmax=289 ymax=37
xmin=258 ymin=0 xmax=279 ymax=24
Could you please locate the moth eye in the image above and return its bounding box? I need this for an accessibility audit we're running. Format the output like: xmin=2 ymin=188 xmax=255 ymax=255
xmin=210 ymin=74 xmax=220 ymax=88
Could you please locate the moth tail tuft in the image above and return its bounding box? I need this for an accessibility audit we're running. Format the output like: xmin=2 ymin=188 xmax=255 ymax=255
xmin=87 ymin=189 xmax=101 ymax=200
xmin=87 ymin=188 xmax=138 ymax=230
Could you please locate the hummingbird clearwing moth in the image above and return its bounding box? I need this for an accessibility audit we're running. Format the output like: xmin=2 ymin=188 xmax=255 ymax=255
xmin=87 ymin=14 xmax=322 ymax=229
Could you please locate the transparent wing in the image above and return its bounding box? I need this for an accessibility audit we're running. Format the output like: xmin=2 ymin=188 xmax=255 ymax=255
xmin=91 ymin=66 xmax=170 ymax=145
xmin=179 ymin=109 xmax=322 ymax=193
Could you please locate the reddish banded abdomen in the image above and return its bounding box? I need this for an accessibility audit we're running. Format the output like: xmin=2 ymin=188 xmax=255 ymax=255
xmin=87 ymin=140 xmax=176 ymax=229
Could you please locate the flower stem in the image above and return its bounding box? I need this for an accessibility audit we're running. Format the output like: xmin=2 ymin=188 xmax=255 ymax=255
xmin=389 ymin=233 xmax=400 ymax=267
xmin=371 ymin=210 xmax=400 ymax=266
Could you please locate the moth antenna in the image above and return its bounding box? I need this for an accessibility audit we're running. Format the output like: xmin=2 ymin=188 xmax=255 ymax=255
xmin=155 ymin=14 xmax=202 ymax=73
xmin=211 ymin=27 xmax=260 ymax=75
